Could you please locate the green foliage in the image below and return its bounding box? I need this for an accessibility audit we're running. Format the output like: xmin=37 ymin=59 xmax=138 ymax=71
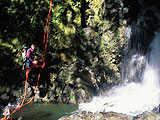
xmin=0 ymin=0 xmax=125 ymax=101
xmin=0 ymin=0 xmax=85 ymax=91
xmin=0 ymin=0 xmax=49 ymax=94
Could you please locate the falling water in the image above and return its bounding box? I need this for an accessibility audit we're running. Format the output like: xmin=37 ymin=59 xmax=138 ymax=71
xmin=79 ymin=6 xmax=160 ymax=116
xmin=79 ymin=32 xmax=160 ymax=115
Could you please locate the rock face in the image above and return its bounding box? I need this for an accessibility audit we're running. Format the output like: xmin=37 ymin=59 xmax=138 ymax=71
xmin=37 ymin=0 xmax=127 ymax=104
xmin=0 ymin=82 xmax=34 ymax=110
xmin=39 ymin=56 xmax=121 ymax=104
xmin=58 ymin=111 xmax=160 ymax=120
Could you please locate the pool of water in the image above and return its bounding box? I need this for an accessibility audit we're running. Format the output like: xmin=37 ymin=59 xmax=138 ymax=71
xmin=1 ymin=103 xmax=78 ymax=120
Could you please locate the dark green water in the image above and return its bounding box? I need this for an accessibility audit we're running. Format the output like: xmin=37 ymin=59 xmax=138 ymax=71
xmin=4 ymin=103 xmax=78 ymax=120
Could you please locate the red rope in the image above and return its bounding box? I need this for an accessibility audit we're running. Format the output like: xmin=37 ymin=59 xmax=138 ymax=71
xmin=1 ymin=0 xmax=53 ymax=119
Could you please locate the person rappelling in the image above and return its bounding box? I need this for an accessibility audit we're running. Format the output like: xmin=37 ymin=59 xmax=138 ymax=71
xmin=26 ymin=43 xmax=38 ymax=70
xmin=21 ymin=43 xmax=42 ymax=74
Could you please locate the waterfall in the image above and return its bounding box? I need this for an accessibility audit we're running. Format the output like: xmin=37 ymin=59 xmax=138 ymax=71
xmin=79 ymin=6 xmax=160 ymax=116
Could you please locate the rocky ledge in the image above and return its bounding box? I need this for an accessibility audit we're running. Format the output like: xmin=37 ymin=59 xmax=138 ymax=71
xmin=58 ymin=111 xmax=160 ymax=120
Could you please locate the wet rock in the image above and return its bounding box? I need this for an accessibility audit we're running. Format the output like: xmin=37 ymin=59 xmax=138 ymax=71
xmin=135 ymin=112 xmax=160 ymax=120
xmin=76 ymin=88 xmax=91 ymax=103
xmin=41 ymin=94 xmax=50 ymax=102
xmin=59 ymin=111 xmax=160 ymax=120
xmin=58 ymin=111 xmax=131 ymax=120
xmin=18 ymin=116 xmax=23 ymax=120
xmin=34 ymin=88 xmax=40 ymax=102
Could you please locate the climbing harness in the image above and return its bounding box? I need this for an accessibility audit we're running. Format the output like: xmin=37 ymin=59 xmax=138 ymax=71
xmin=1 ymin=0 xmax=53 ymax=119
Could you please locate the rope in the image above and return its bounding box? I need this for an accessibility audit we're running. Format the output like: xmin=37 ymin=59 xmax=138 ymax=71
xmin=1 ymin=0 xmax=53 ymax=119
